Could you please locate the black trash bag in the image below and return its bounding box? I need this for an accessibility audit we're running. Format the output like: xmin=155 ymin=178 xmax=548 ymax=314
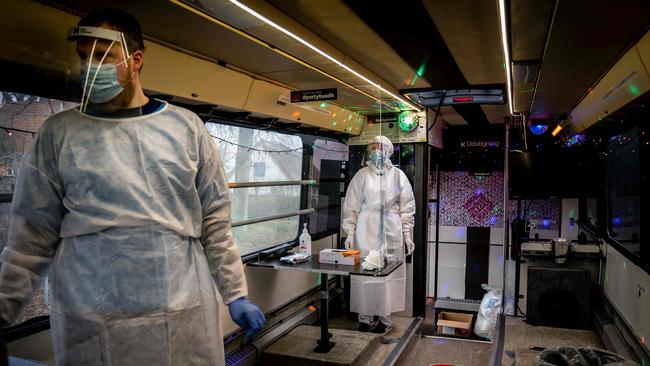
xmin=535 ymin=346 xmax=636 ymax=366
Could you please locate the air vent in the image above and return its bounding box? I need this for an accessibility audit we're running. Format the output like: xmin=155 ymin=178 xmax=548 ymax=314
xmin=434 ymin=298 xmax=481 ymax=312
xmin=225 ymin=344 xmax=256 ymax=366
xmin=513 ymin=61 xmax=541 ymax=84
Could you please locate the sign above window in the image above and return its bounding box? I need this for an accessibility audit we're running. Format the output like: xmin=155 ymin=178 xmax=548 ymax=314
xmin=403 ymin=88 xmax=504 ymax=107
xmin=290 ymin=88 xmax=337 ymax=103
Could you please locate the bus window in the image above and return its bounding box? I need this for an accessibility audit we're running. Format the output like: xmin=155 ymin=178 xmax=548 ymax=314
xmin=607 ymin=128 xmax=641 ymax=254
xmin=0 ymin=91 xmax=78 ymax=324
xmin=205 ymin=121 xmax=303 ymax=256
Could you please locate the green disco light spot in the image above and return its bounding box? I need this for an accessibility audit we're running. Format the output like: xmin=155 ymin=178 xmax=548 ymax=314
xmin=398 ymin=111 xmax=419 ymax=132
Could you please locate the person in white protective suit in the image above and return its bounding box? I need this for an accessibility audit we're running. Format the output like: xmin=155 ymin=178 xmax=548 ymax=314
xmin=0 ymin=8 xmax=265 ymax=365
xmin=342 ymin=135 xmax=416 ymax=333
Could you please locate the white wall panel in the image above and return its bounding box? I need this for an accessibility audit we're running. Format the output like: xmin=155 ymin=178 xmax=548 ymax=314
xmin=604 ymin=244 xmax=650 ymax=350
xmin=437 ymin=243 xmax=466 ymax=299
xmin=438 ymin=225 xmax=467 ymax=243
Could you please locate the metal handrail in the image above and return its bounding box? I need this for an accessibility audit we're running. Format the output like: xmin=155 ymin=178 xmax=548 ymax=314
xmin=231 ymin=208 xmax=314 ymax=228
xmin=228 ymin=180 xmax=316 ymax=189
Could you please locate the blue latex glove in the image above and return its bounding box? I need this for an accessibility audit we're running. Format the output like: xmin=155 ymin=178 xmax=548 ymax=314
xmin=228 ymin=297 xmax=266 ymax=337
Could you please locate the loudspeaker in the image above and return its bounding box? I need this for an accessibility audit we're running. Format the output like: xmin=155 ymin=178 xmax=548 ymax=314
xmin=526 ymin=267 xmax=590 ymax=329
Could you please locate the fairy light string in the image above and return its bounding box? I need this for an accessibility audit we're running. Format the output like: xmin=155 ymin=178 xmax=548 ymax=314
xmin=208 ymin=133 xmax=348 ymax=155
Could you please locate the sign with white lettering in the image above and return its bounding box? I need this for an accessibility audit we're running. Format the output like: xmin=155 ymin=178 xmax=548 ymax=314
xmin=290 ymin=88 xmax=337 ymax=103
xmin=459 ymin=140 xmax=501 ymax=148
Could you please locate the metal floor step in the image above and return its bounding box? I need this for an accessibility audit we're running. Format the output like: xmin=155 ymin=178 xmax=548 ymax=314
xmin=434 ymin=298 xmax=481 ymax=312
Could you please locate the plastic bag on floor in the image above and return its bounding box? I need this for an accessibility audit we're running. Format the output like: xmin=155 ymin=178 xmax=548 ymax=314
xmin=473 ymin=284 xmax=502 ymax=340
xmin=535 ymin=346 xmax=637 ymax=366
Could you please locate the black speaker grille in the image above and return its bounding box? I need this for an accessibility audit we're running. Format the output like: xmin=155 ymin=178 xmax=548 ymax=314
xmin=526 ymin=267 xmax=591 ymax=329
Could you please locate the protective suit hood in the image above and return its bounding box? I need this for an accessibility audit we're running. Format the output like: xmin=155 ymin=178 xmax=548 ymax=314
xmin=372 ymin=135 xmax=394 ymax=159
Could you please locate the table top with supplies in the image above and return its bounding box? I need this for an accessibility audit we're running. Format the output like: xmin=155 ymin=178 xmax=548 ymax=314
xmin=246 ymin=255 xmax=402 ymax=277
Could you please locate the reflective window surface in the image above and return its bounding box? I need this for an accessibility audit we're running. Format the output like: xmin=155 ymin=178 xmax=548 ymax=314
xmin=607 ymin=128 xmax=641 ymax=254
xmin=205 ymin=121 xmax=303 ymax=256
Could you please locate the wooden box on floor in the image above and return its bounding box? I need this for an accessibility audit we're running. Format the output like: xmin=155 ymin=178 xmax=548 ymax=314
xmin=436 ymin=312 xmax=474 ymax=338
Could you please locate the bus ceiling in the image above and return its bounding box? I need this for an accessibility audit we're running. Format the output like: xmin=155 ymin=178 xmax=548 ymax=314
xmin=0 ymin=0 xmax=648 ymax=133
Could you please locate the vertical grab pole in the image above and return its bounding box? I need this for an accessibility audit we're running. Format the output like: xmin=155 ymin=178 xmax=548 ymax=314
xmin=502 ymin=119 xmax=510 ymax=313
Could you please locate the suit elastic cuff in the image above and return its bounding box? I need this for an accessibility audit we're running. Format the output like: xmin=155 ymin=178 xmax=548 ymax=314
xmin=224 ymin=290 xmax=248 ymax=305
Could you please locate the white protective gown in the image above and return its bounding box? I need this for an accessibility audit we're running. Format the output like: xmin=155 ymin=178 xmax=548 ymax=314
xmin=0 ymin=103 xmax=247 ymax=365
xmin=342 ymin=142 xmax=415 ymax=317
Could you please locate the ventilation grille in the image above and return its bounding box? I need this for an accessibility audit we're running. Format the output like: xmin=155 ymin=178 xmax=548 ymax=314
xmin=435 ymin=298 xmax=481 ymax=312
xmin=225 ymin=344 xmax=256 ymax=366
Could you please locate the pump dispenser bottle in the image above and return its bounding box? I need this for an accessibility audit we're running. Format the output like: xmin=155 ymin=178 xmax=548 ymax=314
xmin=299 ymin=223 xmax=312 ymax=256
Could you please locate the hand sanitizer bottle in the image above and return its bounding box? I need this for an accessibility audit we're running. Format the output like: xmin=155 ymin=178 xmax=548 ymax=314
xmin=299 ymin=223 xmax=312 ymax=256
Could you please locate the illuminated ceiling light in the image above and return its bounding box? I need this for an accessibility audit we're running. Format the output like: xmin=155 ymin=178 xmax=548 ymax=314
xmin=225 ymin=0 xmax=421 ymax=112
xmin=529 ymin=124 xmax=548 ymax=135
xmin=170 ymin=0 xmax=385 ymax=108
xmin=498 ymin=0 xmax=514 ymax=115
xmin=551 ymin=124 xmax=563 ymax=136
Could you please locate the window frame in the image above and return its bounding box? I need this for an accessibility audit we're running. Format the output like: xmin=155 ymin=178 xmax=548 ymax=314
xmin=603 ymin=126 xmax=650 ymax=275
xmin=202 ymin=117 xmax=347 ymax=262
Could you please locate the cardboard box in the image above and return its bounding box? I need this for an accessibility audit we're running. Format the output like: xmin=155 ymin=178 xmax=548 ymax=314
xmin=319 ymin=249 xmax=360 ymax=265
xmin=437 ymin=312 xmax=474 ymax=338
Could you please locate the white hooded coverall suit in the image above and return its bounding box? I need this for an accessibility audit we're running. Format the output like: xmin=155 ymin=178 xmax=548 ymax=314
xmin=342 ymin=136 xmax=416 ymax=324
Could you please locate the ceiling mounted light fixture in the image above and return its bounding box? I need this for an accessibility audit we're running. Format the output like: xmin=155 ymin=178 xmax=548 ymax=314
xmin=529 ymin=123 xmax=548 ymax=135
xmin=224 ymin=0 xmax=421 ymax=112
xmin=498 ymin=0 xmax=514 ymax=115
xmin=551 ymin=123 xmax=563 ymax=137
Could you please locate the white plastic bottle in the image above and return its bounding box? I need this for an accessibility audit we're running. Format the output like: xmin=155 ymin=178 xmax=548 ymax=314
xmin=299 ymin=223 xmax=312 ymax=256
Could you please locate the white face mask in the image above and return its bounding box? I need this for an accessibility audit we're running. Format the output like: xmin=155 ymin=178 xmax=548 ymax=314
xmin=80 ymin=62 xmax=124 ymax=103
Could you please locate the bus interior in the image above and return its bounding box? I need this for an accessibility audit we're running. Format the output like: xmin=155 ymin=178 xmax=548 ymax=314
xmin=0 ymin=1 xmax=649 ymax=365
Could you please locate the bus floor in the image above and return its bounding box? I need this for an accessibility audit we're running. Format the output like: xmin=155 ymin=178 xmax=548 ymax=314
xmin=399 ymin=336 xmax=493 ymax=365
xmin=502 ymin=316 xmax=604 ymax=365
xmin=327 ymin=313 xmax=493 ymax=366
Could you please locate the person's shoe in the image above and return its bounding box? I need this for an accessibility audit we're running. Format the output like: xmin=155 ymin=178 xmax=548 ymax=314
xmin=358 ymin=322 xmax=373 ymax=332
xmin=371 ymin=321 xmax=392 ymax=334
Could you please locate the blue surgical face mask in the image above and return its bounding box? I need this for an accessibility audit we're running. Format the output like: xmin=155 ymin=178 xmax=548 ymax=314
xmin=80 ymin=62 xmax=124 ymax=103
xmin=370 ymin=150 xmax=386 ymax=167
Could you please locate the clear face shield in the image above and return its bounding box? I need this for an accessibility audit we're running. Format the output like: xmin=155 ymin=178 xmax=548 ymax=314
xmin=67 ymin=26 xmax=133 ymax=112
xmin=364 ymin=137 xmax=402 ymax=267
